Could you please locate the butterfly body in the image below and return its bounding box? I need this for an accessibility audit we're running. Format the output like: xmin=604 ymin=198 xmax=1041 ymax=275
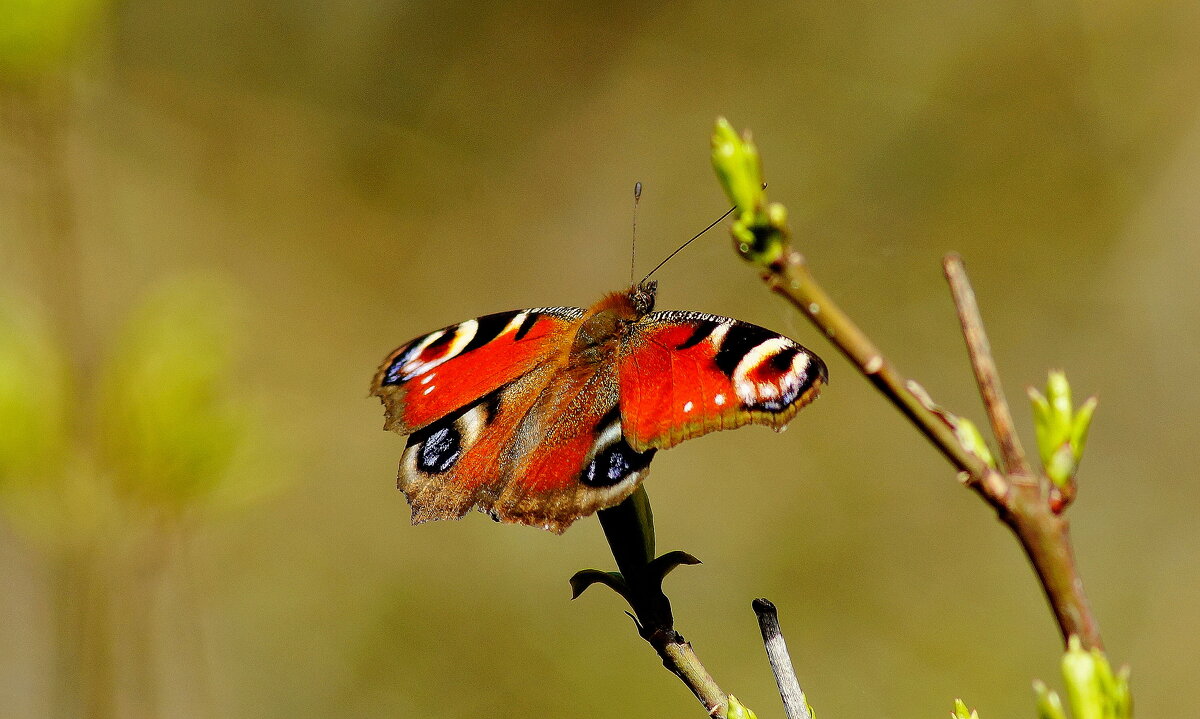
xmin=373 ymin=280 xmax=826 ymax=533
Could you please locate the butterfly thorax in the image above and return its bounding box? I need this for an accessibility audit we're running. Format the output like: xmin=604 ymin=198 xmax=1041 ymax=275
xmin=570 ymin=281 xmax=657 ymax=367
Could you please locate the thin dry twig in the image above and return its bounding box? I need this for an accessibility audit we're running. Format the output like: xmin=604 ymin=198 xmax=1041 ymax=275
xmin=941 ymin=256 xmax=1102 ymax=649
xmin=752 ymin=598 xmax=811 ymax=719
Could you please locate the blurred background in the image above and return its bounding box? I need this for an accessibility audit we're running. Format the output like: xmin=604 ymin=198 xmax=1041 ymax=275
xmin=1 ymin=1 xmax=1198 ymax=717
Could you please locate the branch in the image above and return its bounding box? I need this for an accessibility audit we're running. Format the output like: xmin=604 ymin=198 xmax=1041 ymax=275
xmin=942 ymin=256 xmax=1102 ymax=649
xmin=752 ymin=599 xmax=811 ymax=719
xmin=761 ymin=248 xmax=993 ymax=483
xmin=710 ymin=117 xmax=1104 ymax=650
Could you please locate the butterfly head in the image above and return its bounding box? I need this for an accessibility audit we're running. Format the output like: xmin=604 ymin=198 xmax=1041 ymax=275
xmin=630 ymin=279 xmax=657 ymax=316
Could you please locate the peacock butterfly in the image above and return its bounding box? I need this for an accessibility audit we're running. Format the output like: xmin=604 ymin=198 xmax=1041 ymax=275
xmin=371 ymin=279 xmax=827 ymax=533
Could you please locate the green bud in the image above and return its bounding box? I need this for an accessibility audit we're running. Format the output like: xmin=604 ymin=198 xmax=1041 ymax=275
xmin=1047 ymin=371 xmax=1073 ymax=422
xmin=711 ymin=118 xmax=766 ymax=213
xmin=952 ymin=698 xmax=979 ymax=719
xmin=726 ymin=695 xmax=759 ymax=719
xmin=1111 ymin=666 xmax=1132 ymax=719
xmin=953 ymin=416 xmax=996 ymax=469
xmin=1028 ymin=372 xmax=1096 ymax=488
xmin=906 ymin=380 xmax=995 ymax=468
xmin=1070 ymin=397 xmax=1097 ymax=464
xmin=1050 ymin=636 xmax=1132 ymax=719
xmin=731 ymin=221 xmax=756 ymax=253
xmin=1062 ymin=637 xmax=1105 ymax=719
xmin=710 ymin=118 xmax=792 ymax=265
xmin=1033 ymin=680 xmax=1067 ymax=719
xmin=767 ymin=202 xmax=788 ymax=227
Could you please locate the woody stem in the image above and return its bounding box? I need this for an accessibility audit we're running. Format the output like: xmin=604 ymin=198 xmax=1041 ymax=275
xmin=943 ymin=253 xmax=1030 ymax=476
xmin=751 ymin=239 xmax=1102 ymax=649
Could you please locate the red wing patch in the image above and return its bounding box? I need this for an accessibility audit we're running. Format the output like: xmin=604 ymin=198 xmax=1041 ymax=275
xmin=372 ymin=307 xmax=583 ymax=434
xmin=618 ymin=312 xmax=827 ymax=452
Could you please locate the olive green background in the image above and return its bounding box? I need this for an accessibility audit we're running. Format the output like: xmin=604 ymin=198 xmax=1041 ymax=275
xmin=2 ymin=2 xmax=1198 ymax=718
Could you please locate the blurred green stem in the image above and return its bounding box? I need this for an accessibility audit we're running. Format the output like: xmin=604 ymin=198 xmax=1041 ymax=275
xmin=50 ymin=552 xmax=85 ymax=719
xmin=22 ymin=78 xmax=121 ymax=718
xmin=52 ymin=549 xmax=118 ymax=719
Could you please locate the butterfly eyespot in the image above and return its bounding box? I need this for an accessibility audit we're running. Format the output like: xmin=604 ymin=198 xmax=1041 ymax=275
xmin=418 ymin=425 xmax=461 ymax=474
xmin=730 ymin=337 xmax=813 ymax=412
xmin=582 ymin=440 xmax=654 ymax=488
xmin=582 ymin=413 xmax=655 ymax=489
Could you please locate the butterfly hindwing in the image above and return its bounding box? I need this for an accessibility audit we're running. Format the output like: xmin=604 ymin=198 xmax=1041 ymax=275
xmin=395 ymin=351 xmax=653 ymax=533
xmin=618 ymin=311 xmax=827 ymax=452
xmin=399 ymin=365 xmax=551 ymax=524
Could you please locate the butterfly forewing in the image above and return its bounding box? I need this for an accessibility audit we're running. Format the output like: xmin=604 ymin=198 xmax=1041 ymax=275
xmin=618 ymin=311 xmax=827 ymax=452
xmin=372 ymin=307 xmax=584 ymax=434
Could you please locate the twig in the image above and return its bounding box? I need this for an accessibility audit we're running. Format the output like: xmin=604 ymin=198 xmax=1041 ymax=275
xmin=944 ymin=254 xmax=1030 ymax=476
xmin=648 ymin=627 xmax=728 ymax=717
xmin=764 ymin=249 xmax=994 ymax=490
xmin=752 ymin=599 xmax=811 ymax=719
xmin=940 ymin=256 xmax=1103 ymax=649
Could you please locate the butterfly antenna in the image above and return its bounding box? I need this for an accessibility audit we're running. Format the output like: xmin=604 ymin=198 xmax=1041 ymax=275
xmin=630 ymin=181 xmax=642 ymax=286
xmin=641 ymin=203 xmax=737 ymax=282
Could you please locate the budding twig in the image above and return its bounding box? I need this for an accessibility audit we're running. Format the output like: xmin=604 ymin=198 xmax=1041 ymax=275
xmin=711 ymin=117 xmax=1104 ymax=650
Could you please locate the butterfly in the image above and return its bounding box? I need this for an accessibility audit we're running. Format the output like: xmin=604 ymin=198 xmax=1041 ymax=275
xmin=371 ymin=279 xmax=827 ymax=533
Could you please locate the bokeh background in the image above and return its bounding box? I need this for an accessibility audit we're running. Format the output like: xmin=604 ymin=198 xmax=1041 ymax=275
xmin=2 ymin=2 xmax=1198 ymax=718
